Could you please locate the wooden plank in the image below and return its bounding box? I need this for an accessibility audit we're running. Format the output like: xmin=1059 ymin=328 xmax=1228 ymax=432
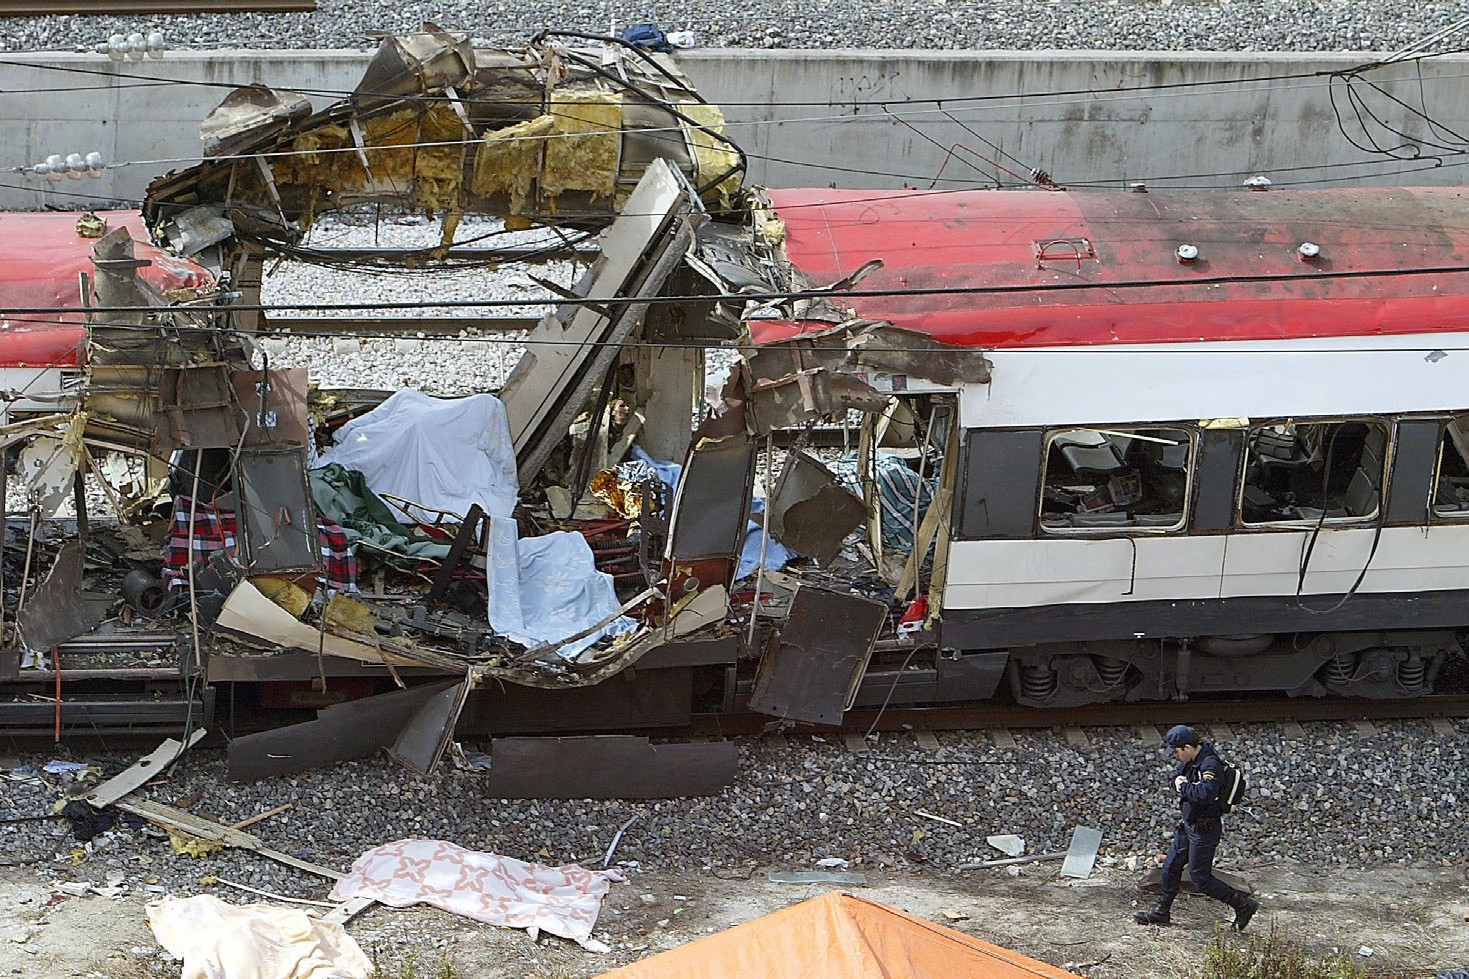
xmin=85 ymin=729 xmax=206 ymax=808
xmin=1209 ymin=724 xmax=1235 ymax=742
xmin=1063 ymin=727 xmax=1089 ymax=749
xmin=1280 ymin=721 xmax=1307 ymax=740
xmin=1352 ymin=720 xmax=1378 ymax=736
xmin=118 ymin=799 xmax=342 ymax=881
xmin=1431 ymin=718 xmax=1457 ymax=736
xmin=914 ymin=730 xmax=942 ymax=752
xmin=843 ymin=733 xmax=870 ymax=755
xmin=1135 ymin=724 xmax=1162 ymax=743
xmin=990 ymin=728 xmax=1017 ymax=751
xmin=322 ymin=897 xmax=376 ymax=926
xmin=229 ymin=803 xmax=294 ymax=831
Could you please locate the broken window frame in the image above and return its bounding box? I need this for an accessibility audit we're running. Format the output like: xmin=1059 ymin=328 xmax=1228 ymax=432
xmin=1431 ymin=415 xmax=1469 ymax=519
xmin=1037 ymin=423 xmax=1195 ymax=535
xmin=1237 ymin=417 xmax=1388 ymax=528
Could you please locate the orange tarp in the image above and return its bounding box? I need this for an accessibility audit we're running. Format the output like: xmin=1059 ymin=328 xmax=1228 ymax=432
xmin=596 ymin=891 xmax=1084 ymax=979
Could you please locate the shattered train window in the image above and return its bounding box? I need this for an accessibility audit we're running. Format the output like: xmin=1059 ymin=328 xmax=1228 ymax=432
xmin=1433 ymin=416 xmax=1469 ymax=518
xmin=1239 ymin=419 xmax=1386 ymax=525
xmin=1039 ymin=426 xmax=1192 ymax=532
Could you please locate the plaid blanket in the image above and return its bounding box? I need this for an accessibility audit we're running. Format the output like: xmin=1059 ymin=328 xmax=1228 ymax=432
xmin=162 ymin=497 xmax=357 ymax=593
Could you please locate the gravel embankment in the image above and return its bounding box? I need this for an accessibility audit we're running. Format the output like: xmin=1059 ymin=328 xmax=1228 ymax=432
xmin=0 ymin=721 xmax=1461 ymax=919
xmin=0 ymin=0 xmax=1458 ymax=54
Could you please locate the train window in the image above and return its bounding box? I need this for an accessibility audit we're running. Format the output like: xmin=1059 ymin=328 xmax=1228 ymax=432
xmin=1239 ymin=420 xmax=1386 ymax=525
xmin=1038 ymin=426 xmax=1192 ymax=532
xmin=1432 ymin=417 xmax=1469 ymax=517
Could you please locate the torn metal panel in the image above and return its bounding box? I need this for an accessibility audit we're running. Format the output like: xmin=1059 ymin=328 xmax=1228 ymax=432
xmin=201 ymin=85 xmax=313 ymax=158
xmin=480 ymin=736 xmax=737 ymax=799
xmin=234 ymin=446 xmax=321 ymax=574
xmin=158 ymin=365 xmax=242 ymax=451
xmin=749 ymin=586 xmax=888 ymax=726
xmin=16 ymin=433 xmax=78 ymax=516
xmin=15 ymin=540 xmax=110 ymax=651
xmin=226 ymin=679 xmax=461 ymax=782
xmin=768 ymin=451 xmax=867 ymax=565
xmin=230 ymin=368 xmax=309 ymax=447
xmin=354 ymin=26 xmax=475 ymax=105
xmin=499 ymin=159 xmax=700 ymax=484
xmin=667 ymin=435 xmax=756 ymax=561
xmin=388 ymin=677 xmax=471 ymax=776
xmin=745 ymin=368 xmax=889 ymax=436
xmin=741 ymin=323 xmax=991 ymax=425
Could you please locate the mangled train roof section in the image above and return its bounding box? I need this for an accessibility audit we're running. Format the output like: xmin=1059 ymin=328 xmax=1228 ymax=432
xmin=0 ymin=211 xmax=213 ymax=367
xmin=143 ymin=29 xmax=744 ymax=253
xmin=757 ymin=185 xmax=1469 ymax=348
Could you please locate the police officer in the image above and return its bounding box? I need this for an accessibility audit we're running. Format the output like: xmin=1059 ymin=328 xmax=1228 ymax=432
xmin=1134 ymin=724 xmax=1260 ymax=931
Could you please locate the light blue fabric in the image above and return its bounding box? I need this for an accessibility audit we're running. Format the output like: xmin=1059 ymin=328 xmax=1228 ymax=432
xmin=486 ymin=516 xmax=637 ymax=661
xmin=631 ymin=446 xmax=791 ymax=580
xmin=629 ymin=445 xmax=683 ymax=489
xmin=738 ymin=499 xmax=793 ymax=580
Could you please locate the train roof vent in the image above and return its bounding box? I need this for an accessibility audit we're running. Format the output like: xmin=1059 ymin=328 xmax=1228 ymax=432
xmin=1034 ymin=237 xmax=1097 ymax=271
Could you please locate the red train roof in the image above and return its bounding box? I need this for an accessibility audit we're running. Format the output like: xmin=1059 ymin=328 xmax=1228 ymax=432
xmin=0 ymin=211 xmax=212 ymax=368
xmin=759 ymin=186 xmax=1469 ymax=348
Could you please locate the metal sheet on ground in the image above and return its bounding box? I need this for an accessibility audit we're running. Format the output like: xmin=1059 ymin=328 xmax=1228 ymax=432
xmin=388 ymin=678 xmax=471 ymax=776
xmin=1060 ymin=826 xmax=1104 ymax=879
xmin=481 ymin=736 xmax=738 ymax=799
xmin=226 ymin=679 xmax=460 ymax=781
xmin=749 ymin=587 xmax=888 ymax=726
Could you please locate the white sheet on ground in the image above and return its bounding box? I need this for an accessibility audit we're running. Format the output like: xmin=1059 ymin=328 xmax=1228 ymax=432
xmin=328 ymin=839 xmax=614 ymax=950
xmin=146 ymin=894 xmax=372 ymax=979
xmin=487 ymin=516 xmax=637 ymax=660
xmin=317 ymin=389 xmax=518 ymax=521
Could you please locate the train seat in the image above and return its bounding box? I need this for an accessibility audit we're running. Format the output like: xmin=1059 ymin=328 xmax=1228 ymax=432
xmin=1053 ymin=431 xmax=1126 ymax=477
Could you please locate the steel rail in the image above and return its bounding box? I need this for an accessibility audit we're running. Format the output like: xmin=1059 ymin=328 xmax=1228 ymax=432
xmin=691 ymin=694 xmax=1469 ymax=737
xmin=263 ymin=315 xmax=540 ymax=337
xmin=0 ymin=1 xmax=313 ymax=12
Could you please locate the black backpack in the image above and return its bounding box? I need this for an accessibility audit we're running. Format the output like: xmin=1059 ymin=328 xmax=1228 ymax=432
xmin=1216 ymin=759 xmax=1248 ymax=813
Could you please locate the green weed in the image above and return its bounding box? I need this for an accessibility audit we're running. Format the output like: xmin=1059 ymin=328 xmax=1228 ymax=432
xmin=1202 ymin=925 xmax=1369 ymax=979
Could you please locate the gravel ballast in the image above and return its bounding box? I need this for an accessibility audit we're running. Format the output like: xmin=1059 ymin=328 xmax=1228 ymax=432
xmin=0 ymin=0 xmax=1459 ymax=55
xmin=0 ymin=721 xmax=1461 ymax=919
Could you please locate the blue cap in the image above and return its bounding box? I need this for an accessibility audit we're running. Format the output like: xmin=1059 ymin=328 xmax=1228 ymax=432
xmin=1164 ymin=725 xmax=1200 ymax=749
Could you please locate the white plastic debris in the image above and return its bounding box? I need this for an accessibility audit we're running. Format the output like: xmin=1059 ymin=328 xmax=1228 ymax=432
xmin=986 ymin=834 xmax=1025 ymax=857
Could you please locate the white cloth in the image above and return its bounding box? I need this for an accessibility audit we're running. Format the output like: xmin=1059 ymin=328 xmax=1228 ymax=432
xmin=146 ymin=894 xmax=372 ymax=979
xmin=328 ymin=839 xmax=613 ymax=949
xmin=317 ymin=389 xmax=518 ymax=522
xmin=486 ymin=516 xmax=637 ymax=659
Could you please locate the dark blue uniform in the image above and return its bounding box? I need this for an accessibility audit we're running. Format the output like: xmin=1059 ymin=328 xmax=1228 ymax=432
xmin=1159 ymin=741 xmax=1235 ymax=904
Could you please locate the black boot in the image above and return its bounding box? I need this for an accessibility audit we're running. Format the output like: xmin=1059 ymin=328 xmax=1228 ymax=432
xmin=1133 ymin=895 xmax=1174 ymax=925
xmin=1230 ymin=892 xmax=1260 ymax=932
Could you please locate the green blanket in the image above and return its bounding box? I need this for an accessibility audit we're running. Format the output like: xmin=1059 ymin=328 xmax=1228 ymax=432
xmin=309 ymin=463 xmax=453 ymax=561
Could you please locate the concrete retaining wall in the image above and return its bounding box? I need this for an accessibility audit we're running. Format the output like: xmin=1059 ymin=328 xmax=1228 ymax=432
xmin=1 ymin=49 xmax=1465 ymax=210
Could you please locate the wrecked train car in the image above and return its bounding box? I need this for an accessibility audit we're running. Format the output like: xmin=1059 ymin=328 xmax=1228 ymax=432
xmin=6 ymin=29 xmax=1469 ymax=762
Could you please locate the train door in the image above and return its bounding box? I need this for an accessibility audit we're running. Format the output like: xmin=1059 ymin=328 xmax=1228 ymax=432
xmin=1219 ymin=418 xmax=1390 ymax=603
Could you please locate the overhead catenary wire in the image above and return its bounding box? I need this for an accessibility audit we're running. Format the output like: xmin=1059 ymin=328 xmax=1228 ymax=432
xmin=12 ymin=256 xmax=1469 ymax=318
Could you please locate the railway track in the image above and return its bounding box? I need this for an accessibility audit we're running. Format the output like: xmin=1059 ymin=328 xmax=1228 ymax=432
xmin=0 ymin=0 xmax=313 ymax=12
xmin=690 ymin=694 xmax=1469 ymax=737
